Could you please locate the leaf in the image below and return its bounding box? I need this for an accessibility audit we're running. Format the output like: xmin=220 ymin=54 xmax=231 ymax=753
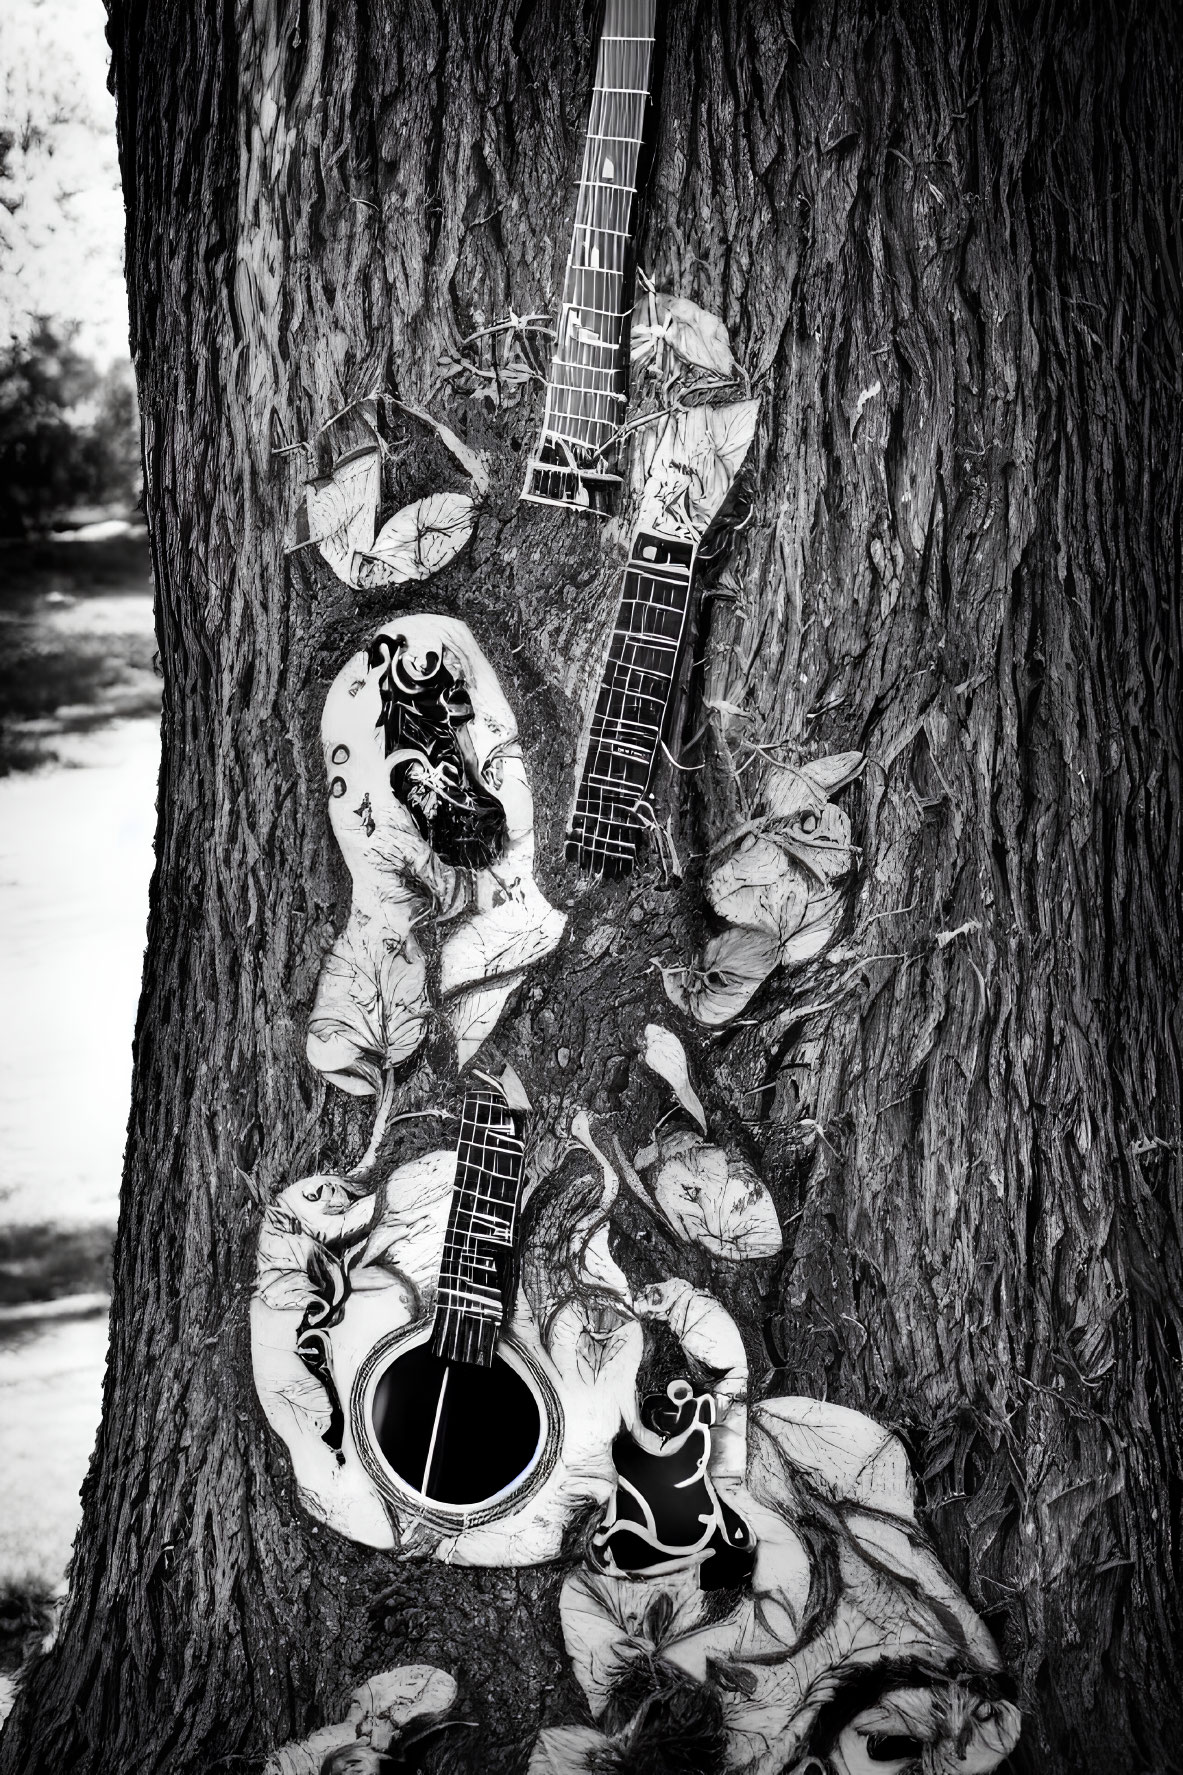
xmin=350 ymin=1666 xmax=458 ymax=1732
xmin=641 ymin=1022 xmax=708 ymax=1130
xmin=635 ymin=401 xmax=760 ymax=545
xmin=526 ymin=1728 xmax=608 ymax=1774
xmin=292 ymin=445 xmax=380 ymax=578
xmin=657 ymin=294 xmax=737 ymax=375
xmin=660 ymin=927 xmax=782 ymax=1028
xmin=631 ymin=292 xmax=738 ymax=379
xmin=646 ymin=1136 xmax=782 ymax=1261
xmin=352 ymin=491 xmax=475 ymax=589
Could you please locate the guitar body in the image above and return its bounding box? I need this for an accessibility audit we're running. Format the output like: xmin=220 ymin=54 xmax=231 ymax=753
xmin=252 ymin=1144 xmax=643 ymax=1561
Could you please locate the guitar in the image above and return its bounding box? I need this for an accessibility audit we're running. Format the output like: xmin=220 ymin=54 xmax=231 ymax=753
xmin=566 ymin=399 xmax=760 ymax=875
xmin=350 ymin=1067 xmax=562 ymax=1521
xmin=522 ymin=0 xmax=658 ymax=513
xmin=252 ymin=1073 xmax=647 ymax=1559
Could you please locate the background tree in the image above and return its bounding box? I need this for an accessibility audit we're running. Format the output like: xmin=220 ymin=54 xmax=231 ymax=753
xmin=0 ymin=1 xmax=1179 ymax=1772
xmin=0 ymin=318 xmax=140 ymax=534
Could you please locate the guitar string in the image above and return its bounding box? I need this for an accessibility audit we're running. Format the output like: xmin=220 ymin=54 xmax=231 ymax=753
xmin=569 ymin=551 xmax=698 ymax=862
xmin=434 ymin=1096 xmax=525 ymax=1353
xmin=531 ymin=22 xmax=655 ymax=471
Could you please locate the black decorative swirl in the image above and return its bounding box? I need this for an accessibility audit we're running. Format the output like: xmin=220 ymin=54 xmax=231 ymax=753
xmin=368 ymin=632 xmax=507 ymax=871
xmin=295 ymin=1243 xmax=353 ymax=1464
xmin=591 ymin=1378 xmax=756 ymax=1590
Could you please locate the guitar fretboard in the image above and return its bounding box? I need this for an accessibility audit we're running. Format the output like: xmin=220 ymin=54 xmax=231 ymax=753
xmin=523 ymin=0 xmax=657 ymax=512
xmin=430 ymin=1085 xmax=526 ymax=1367
xmin=566 ymin=529 xmax=696 ymax=874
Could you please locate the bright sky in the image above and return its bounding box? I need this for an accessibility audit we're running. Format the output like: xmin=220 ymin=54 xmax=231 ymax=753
xmin=0 ymin=0 xmax=130 ymax=367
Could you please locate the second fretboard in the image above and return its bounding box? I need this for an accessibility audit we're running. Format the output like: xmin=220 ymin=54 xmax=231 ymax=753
xmin=566 ymin=530 xmax=697 ymax=875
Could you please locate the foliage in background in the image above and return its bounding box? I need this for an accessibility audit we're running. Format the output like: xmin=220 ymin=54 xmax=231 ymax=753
xmin=0 ymin=319 xmax=140 ymax=536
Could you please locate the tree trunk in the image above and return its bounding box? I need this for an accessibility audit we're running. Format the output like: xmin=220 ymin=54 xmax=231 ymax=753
xmin=2 ymin=0 xmax=1179 ymax=1771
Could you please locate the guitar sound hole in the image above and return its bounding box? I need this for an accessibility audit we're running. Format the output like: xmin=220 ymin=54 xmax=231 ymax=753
xmin=370 ymin=1343 xmax=542 ymax=1507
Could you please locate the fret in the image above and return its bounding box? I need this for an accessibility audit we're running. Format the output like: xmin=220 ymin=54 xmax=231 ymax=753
xmin=551 ymin=333 xmax=621 ymax=356
xmin=577 ymin=177 xmax=643 ymax=194
xmin=603 ymin=642 xmax=679 ymax=680
xmin=598 ymin=664 xmax=677 ymax=703
xmin=588 ymin=711 xmax=662 ymax=745
xmin=540 ymin=407 xmax=618 ymax=430
xmin=600 ymin=639 xmax=682 ymax=678
xmin=566 ymin=527 xmax=700 ymax=873
xmin=567 ymin=265 xmax=626 ymax=283
xmin=454 ymin=1138 xmax=521 ymax=1164
xmin=541 ymin=397 xmax=619 ymax=426
xmin=540 ymin=423 xmax=618 ymax=448
xmin=429 ymin=1079 xmax=526 ymax=1367
xmin=544 ymin=395 xmax=624 ymax=422
xmin=572 ymin=187 xmax=635 ymax=233
xmin=590 ymin=704 xmax=669 ymax=743
xmin=549 ymin=355 xmax=627 ymax=377
xmin=584 ymin=765 xmax=651 ymax=795
xmin=617 ymin=591 xmax=689 ymax=622
xmin=445 ymin=1216 xmax=514 ymax=1248
xmin=587 ymin=722 xmax=663 ymax=757
xmin=525 ymin=0 xmax=656 ymax=510
xmin=559 ymin=299 xmax=628 ymax=322
xmin=583 ymin=748 xmax=660 ymax=784
xmin=588 ymin=714 xmax=664 ymax=751
xmin=568 ymin=225 xmax=632 ymax=241
xmin=436 ymin=1281 xmax=502 ymax=1312
xmin=616 ymin=590 xmax=688 ymax=626
xmin=455 ymin=1128 xmax=521 ymax=1159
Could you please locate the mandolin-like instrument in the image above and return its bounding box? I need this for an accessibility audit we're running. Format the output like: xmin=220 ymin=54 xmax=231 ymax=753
xmin=522 ymin=0 xmax=658 ymax=513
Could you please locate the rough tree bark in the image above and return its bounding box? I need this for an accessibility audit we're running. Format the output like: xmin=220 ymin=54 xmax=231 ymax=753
xmin=1 ymin=1 xmax=1179 ymax=1771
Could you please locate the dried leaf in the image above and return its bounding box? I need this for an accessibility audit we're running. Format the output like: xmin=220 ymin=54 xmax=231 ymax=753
xmin=641 ymin=1022 xmax=707 ymax=1130
xmin=291 ymin=445 xmax=380 ymax=572
xmin=934 ymin=919 xmax=981 ymax=948
xmin=658 ymin=295 xmax=737 ymax=375
xmin=353 ymin=490 xmax=476 ymax=589
xmin=632 ymin=292 xmax=738 ymax=378
xmin=643 ymin=1132 xmax=782 ymax=1261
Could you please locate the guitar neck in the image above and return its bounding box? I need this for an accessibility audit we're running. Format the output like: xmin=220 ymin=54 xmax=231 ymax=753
xmin=430 ymin=1083 xmax=527 ymax=1367
xmin=566 ymin=528 xmax=696 ymax=874
xmin=523 ymin=0 xmax=658 ymax=514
